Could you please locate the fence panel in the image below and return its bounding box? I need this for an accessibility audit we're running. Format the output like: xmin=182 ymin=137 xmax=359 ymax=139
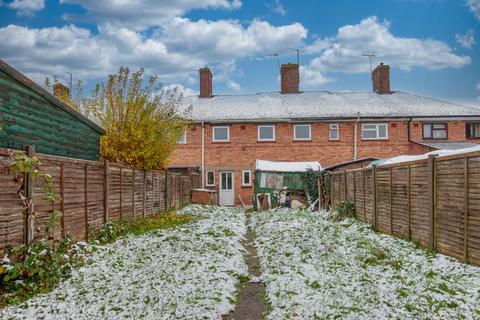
xmin=329 ymin=150 xmax=480 ymax=266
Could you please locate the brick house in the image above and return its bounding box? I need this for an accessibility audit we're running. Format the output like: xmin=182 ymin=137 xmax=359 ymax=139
xmin=170 ymin=63 xmax=480 ymax=206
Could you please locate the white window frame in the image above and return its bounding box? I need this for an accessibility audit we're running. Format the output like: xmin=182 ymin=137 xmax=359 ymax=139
xmin=361 ymin=123 xmax=388 ymax=140
xmin=176 ymin=130 xmax=187 ymax=144
xmin=242 ymin=170 xmax=252 ymax=187
xmin=329 ymin=123 xmax=339 ymax=140
xmin=293 ymin=124 xmax=312 ymax=141
xmin=257 ymin=125 xmax=276 ymax=141
xmin=205 ymin=170 xmax=215 ymax=186
xmin=212 ymin=126 xmax=229 ymax=142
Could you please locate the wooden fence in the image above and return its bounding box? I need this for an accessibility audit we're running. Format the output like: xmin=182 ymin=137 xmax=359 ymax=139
xmin=0 ymin=147 xmax=200 ymax=251
xmin=330 ymin=149 xmax=480 ymax=265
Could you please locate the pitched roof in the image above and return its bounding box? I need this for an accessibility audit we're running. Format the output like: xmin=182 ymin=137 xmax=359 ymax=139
xmin=182 ymin=91 xmax=480 ymax=122
xmin=0 ymin=58 xmax=104 ymax=134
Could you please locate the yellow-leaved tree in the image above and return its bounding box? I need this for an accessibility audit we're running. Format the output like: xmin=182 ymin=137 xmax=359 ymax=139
xmin=87 ymin=67 xmax=190 ymax=169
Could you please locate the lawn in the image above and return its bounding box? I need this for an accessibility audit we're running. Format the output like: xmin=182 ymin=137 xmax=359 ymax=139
xmin=252 ymin=209 xmax=480 ymax=319
xmin=1 ymin=205 xmax=248 ymax=319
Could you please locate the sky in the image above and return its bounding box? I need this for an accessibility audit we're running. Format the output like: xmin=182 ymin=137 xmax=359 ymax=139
xmin=0 ymin=0 xmax=479 ymax=105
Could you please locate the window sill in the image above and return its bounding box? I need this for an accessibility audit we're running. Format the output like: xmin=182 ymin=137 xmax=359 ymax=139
xmin=211 ymin=141 xmax=230 ymax=143
xmin=257 ymin=140 xmax=276 ymax=143
xmin=242 ymin=185 xmax=252 ymax=188
xmin=361 ymin=138 xmax=389 ymax=141
xmin=293 ymin=139 xmax=312 ymax=142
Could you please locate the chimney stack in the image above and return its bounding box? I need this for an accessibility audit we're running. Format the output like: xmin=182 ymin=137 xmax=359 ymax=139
xmin=199 ymin=67 xmax=212 ymax=98
xmin=280 ymin=63 xmax=299 ymax=94
xmin=53 ymin=82 xmax=70 ymax=99
xmin=371 ymin=63 xmax=390 ymax=94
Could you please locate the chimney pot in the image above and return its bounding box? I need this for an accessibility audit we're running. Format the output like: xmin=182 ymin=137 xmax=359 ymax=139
xmin=371 ymin=63 xmax=391 ymax=94
xmin=199 ymin=67 xmax=212 ymax=98
xmin=280 ymin=63 xmax=299 ymax=94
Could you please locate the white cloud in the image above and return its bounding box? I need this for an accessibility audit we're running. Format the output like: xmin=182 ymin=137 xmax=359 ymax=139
xmin=6 ymin=0 xmax=44 ymax=16
xmin=0 ymin=19 xmax=307 ymax=89
xmin=299 ymin=66 xmax=333 ymax=87
xmin=467 ymin=0 xmax=480 ymax=20
xmin=161 ymin=83 xmax=197 ymax=97
xmin=60 ymin=0 xmax=242 ymax=30
xmin=456 ymin=29 xmax=475 ymax=49
xmin=267 ymin=0 xmax=286 ymax=16
xmin=302 ymin=16 xmax=470 ymax=82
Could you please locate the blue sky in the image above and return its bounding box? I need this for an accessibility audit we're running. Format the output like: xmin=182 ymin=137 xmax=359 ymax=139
xmin=0 ymin=0 xmax=479 ymax=104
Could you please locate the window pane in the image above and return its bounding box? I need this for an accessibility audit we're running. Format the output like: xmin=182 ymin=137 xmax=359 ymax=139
xmin=221 ymin=173 xmax=227 ymax=190
xmin=214 ymin=127 xmax=228 ymax=140
xmin=433 ymin=129 xmax=447 ymax=139
xmin=474 ymin=124 xmax=480 ymax=138
xmin=433 ymin=124 xmax=446 ymax=129
xmin=259 ymin=126 xmax=274 ymax=140
xmin=177 ymin=131 xmax=186 ymax=144
xmin=378 ymin=124 xmax=387 ymax=138
xmin=362 ymin=129 xmax=377 ymax=139
xmin=243 ymin=171 xmax=250 ymax=184
xmin=363 ymin=124 xmax=376 ymax=130
xmin=227 ymin=173 xmax=232 ymax=189
xmin=207 ymin=172 xmax=214 ymax=185
xmin=330 ymin=128 xmax=338 ymax=139
xmin=423 ymin=124 xmax=432 ymax=138
xmin=295 ymin=125 xmax=310 ymax=139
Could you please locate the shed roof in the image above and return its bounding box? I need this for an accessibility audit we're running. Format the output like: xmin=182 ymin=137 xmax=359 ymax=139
xmin=256 ymin=160 xmax=322 ymax=172
xmin=413 ymin=140 xmax=479 ymax=150
xmin=0 ymin=58 xmax=104 ymax=135
xmin=182 ymin=91 xmax=480 ymax=122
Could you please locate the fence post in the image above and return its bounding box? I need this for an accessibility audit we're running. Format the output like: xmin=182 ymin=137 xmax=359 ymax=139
xmin=84 ymin=164 xmax=89 ymax=241
xmin=353 ymin=172 xmax=356 ymax=213
xmin=119 ymin=167 xmax=123 ymax=220
xmin=132 ymin=169 xmax=135 ymax=217
xmin=60 ymin=162 xmax=65 ymax=238
xmin=372 ymin=165 xmax=377 ymax=230
xmin=427 ymin=154 xmax=436 ymax=251
xmin=389 ymin=167 xmax=393 ymax=235
xmin=343 ymin=171 xmax=347 ymax=201
xmin=464 ymin=156 xmax=469 ymax=262
xmin=318 ymin=174 xmax=323 ymax=210
xmin=362 ymin=170 xmax=366 ymax=220
xmin=143 ymin=170 xmax=147 ymax=217
xmin=407 ymin=164 xmax=411 ymax=240
xmin=104 ymin=160 xmax=109 ymax=223
xmin=24 ymin=146 xmax=35 ymax=246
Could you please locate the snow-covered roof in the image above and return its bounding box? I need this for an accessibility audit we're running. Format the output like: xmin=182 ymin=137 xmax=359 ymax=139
xmin=414 ymin=140 xmax=479 ymax=150
xmin=182 ymin=91 xmax=480 ymax=122
xmin=374 ymin=145 xmax=480 ymax=166
xmin=256 ymin=160 xmax=322 ymax=172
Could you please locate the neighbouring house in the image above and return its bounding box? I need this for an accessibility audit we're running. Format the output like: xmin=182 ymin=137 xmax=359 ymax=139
xmin=0 ymin=59 xmax=104 ymax=161
xmin=170 ymin=63 xmax=480 ymax=206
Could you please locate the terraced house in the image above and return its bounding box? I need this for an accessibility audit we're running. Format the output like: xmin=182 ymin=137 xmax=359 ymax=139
xmin=170 ymin=63 xmax=480 ymax=206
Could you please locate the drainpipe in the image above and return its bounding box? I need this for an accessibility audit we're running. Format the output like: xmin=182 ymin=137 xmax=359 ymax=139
xmin=201 ymin=122 xmax=205 ymax=188
xmin=353 ymin=112 xmax=360 ymax=160
xmin=407 ymin=118 xmax=413 ymax=143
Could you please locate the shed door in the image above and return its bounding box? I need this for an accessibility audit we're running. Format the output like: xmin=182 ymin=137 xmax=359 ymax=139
xmin=219 ymin=171 xmax=234 ymax=206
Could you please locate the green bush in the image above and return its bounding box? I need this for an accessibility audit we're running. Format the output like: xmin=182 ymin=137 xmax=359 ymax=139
xmin=331 ymin=200 xmax=356 ymax=221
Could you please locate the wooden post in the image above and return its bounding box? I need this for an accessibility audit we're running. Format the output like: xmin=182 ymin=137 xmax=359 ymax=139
xmin=353 ymin=172 xmax=357 ymax=214
xmin=389 ymin=167 xmax=393 ymax=235
xmin=318 ymin=174 xmax=323 ymax=210
xmin=464 ymin=156 xmax=469 ymax=262
xmin=363 ymin=170 xmax=366 ymax=220
xmin=84 ymin=164 xmax=89 ymax=241
xmin=24 ymin=146 xmax=35 ymax=246
xmin=344 ymin=171 xmax=347 ymax=201
xmin=407 ymin=164 xmax=411 ymax=240
xmin=427 ymin=154 xmax=436 ymax=251
xmin=119 ymin=167 xmax=123 ymax=220
xmin=372 ymin=165 xmax=377 ymax=230
xmin=60 ymin=163 xmax=65 ymax=238
xmin=132 ymin=169 xmax=135 ymax=217
xmin=143 ymin=170 xmax=147 ymax=217
xmin=104 ymin=160 xmax=109 ymax=223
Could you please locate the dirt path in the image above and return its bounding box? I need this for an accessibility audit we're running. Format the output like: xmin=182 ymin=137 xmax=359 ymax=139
xmin=225 ymin=214 xmax=266 ymax=320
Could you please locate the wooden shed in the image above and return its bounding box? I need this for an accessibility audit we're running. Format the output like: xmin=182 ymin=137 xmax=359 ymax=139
xmin=0 ymin=59 xmax=104 ymax=161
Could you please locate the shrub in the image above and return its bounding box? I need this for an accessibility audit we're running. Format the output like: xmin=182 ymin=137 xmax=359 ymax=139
xmin=337 ymin=201 xmax=356 ymax=219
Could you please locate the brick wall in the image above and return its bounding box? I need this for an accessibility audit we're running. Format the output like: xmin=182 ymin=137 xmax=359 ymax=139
xmin=170 ymin=120 xmax=478 ymax=206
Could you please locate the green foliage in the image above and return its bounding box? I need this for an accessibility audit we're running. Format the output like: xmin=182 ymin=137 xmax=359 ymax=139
xmin=89 ymin=211 xmax=192 ymax=245
xmin=301 ymin=169 xmax=322 ymax=204
xmin=336 ymin=201 xmax=356 ymax=219
xmin=0 ymin=236 xmax=89 ymax=307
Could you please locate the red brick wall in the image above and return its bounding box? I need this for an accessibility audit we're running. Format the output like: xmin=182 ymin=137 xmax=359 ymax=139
xmin=170 ymin=120 xmax=476 ymax=206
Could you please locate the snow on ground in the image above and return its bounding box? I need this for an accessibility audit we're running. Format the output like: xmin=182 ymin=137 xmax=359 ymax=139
xmin=1 ymin=205 xmax=248 ymax=320
xmin=252 ymin=209 xmax=480 ymax=319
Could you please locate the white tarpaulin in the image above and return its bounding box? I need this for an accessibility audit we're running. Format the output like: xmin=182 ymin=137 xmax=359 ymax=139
xmin=256 ymin=160 xmax=322 ymax=172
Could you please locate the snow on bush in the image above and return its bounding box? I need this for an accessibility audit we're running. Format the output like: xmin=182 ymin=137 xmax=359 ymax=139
xmin=252 ymin=209 xmax=480 ymax=319
xmin=1 ymin=205 xmax=248 ymax=319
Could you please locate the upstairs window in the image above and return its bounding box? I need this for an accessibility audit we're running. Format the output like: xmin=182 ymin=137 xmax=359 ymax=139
xmin=176 ymin=130 xmax=186 ymax=144
xmin=212 ymin=126 xmax=229 ymax=142
xmin=467 ymin=123 xmax=480 ymax=138
xmin=242 ymin=170 xmax=252 ymax=186
xmin=362 ymin=123 xmax=388 ymax=140
xmin=423 ymin=123 xmax=447 ymax=139
xmin=258 ymin=125 xmax=275 ymax=141
xmin=206 ymin=170 xmax=215 ymax=186
xmin=294 ymin=124 xmax=311 ymax=141
xmin=329 ymin=124 xmax=339 ymax=140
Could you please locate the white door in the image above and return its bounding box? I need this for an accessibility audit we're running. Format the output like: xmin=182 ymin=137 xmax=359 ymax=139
xmin=219 ymin=171 xmax=234 ymax=206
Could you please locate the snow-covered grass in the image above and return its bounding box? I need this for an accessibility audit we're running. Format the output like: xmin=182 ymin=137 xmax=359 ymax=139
xmin=1 ymin=205 xmax=248 ymax=319
xmin=252 ymin=209 xmax=480 ymax=319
